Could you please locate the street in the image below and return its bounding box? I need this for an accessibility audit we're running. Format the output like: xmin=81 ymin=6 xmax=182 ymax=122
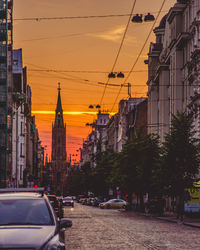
xmin=64 ymin=203 xmax=200 ymax=250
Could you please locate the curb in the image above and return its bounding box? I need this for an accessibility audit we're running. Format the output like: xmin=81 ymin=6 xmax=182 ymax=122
xmin=121 ymin=210 xmax=200 ymax=228
xmin=156 ymin=217 xmax=200 ymax=228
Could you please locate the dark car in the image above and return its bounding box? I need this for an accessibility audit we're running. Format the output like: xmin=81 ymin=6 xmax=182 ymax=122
xmin=62 ymin=196 xmax=74 ymax=207
xmin=0 ymin=188 xmax=72 ymax=250
xmin=47 ymin=194 xmax=64 ymax=218
xmin=92 ymin=197 xmax=103 ymax=207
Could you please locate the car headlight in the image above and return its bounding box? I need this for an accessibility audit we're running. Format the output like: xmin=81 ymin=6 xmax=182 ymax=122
xmin=44 ymin=235 xmax=65 ymax=250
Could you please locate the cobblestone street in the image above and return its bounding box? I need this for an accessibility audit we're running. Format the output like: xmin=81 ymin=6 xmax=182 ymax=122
xmin=64 ymin=203 xmax=200 ymax=250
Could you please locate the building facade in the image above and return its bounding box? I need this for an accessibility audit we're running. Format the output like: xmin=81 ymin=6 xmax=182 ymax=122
xmin=12 ymin=49 xmax=26 ymax=187
xmin=0 ymin=0 xmax=13 ymax=187
xmin=117 ymin=98 xmax=146 ymax=152
xmin=80 ymin=111 xmax=110 ymax=167
xmin=147 ymin=0 xmax=200 ymax=142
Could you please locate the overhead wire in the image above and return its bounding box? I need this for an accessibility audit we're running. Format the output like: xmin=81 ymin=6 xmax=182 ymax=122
xmin=99 ymin=0 xmax=137 ymax=106
xmin=110 ymin=0 xmax=167 ymax=112
xmin=14 ymin=10 xmax=168 ymax=22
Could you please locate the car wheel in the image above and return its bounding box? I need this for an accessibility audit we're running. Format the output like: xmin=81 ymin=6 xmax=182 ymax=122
xmin=107 ymin=204 xmax=111 ymax=209
xmin=122 ymin=205 xmax=126 ymax=209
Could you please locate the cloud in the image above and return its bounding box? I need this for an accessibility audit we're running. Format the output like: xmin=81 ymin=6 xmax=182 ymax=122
xmin=88 ymin=26 xmax=137 ymax=45
xmin=89 ymin=26 xmax=126 ymax=42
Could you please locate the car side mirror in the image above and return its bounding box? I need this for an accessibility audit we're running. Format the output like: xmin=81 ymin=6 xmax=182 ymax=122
xmin=59 ymin=218 xmax=72 ymax=229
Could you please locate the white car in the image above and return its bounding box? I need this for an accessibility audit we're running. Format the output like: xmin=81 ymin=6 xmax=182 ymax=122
xmin=99 ymin=199 xmax=128 ymax=209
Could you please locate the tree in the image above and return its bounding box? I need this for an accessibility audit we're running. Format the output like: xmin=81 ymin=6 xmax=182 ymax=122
xmin=109 ymin=133 xmax=161 ymax=211
xmin=162 ymin=111 xmax=200 ymax=219
xmin=92 ymin=150 xmax=118 ymax=197
xmin=66 ymin=161 xmax=93 ymax=196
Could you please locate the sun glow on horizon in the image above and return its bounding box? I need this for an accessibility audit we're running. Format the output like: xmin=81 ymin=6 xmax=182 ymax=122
xmin=31 ymin=111 xmax=116 ymax=115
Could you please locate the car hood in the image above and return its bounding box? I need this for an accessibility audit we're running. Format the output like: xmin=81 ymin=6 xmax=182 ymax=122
xmin=0 ymin=225 xmax=55 ymax=249
xmin=100 ymin=202 xmax=107 ymax=205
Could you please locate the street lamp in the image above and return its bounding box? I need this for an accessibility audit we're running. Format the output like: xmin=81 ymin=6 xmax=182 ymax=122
xmin=132 ymin=14 xmax=143 ymax=23
xmin=132 ymin=13 xmax=155 ymax=23
xmin=117 ymin=72 xmax=124 ymax=78
xmin=144 ymin=13 xmax=155 ymax=22
xmin=89 ymin=104 xmax=101 ymax=109
xmin=108 ymin=72 xmax=116 ymax=78
xmin=108 ymin=72 xmax=125 ymax=78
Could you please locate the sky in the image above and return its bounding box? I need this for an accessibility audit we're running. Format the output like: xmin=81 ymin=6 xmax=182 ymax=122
xmin=13 ymin=0 xmax=176 ymax=162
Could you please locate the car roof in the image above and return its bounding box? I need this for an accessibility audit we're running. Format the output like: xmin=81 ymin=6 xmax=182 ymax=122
xmin=47 ymin=195 xmax=57 ymax=198
xmin=0 ymin=192 xmax=45 ymax=199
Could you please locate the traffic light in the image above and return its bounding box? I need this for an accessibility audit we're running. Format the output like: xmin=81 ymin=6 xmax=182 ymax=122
xmin=34 ymin=184 xmax=38 ymax=188
xmin=125 ymin=194 xmax=128 ymax=198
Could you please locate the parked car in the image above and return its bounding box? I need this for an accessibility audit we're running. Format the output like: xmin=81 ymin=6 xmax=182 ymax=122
xmin=47 ymin=194 xmax=64 ymax=218
xmin=0 ymin=188 xmax=72 ymax=250
xmin=87 ymin=197 xmax=95 ymax=206
xmin=62 ymin=196 xmax=74 ymax=207
xmin=91 ymin=197 xmax=103 ymax=207
xmin=99 ymin=199 xmax=128 ymax=209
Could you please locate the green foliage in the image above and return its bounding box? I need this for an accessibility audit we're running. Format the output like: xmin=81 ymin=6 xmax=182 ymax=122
xmin=66 ymin=161 xmax=93 ymax=195
xmin=162 ymin=111 xmax=200 ymax=196
xmin=66 ymin=111 xmax=200 ymax=204
xmin=109 ymin=133 xmax=162 ymax=199
xmin=92 ymin=151 xmax=119 ymax=196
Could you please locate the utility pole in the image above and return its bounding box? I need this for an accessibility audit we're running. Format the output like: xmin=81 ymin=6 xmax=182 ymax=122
xmin=128 ymin=83 xmax=131 ymax=98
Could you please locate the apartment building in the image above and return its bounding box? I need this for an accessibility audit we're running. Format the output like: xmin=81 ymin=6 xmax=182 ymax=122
xmin=147 ymin=0 xmax=200 ymax=141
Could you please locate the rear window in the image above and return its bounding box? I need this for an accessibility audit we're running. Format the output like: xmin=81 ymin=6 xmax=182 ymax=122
xmin=0 ymin=199 xmax=54 ymax=226
xmin=63 ymin=198 xmax=72 ymax=200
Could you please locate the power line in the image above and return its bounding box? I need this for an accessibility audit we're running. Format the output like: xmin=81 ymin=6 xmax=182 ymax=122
xmin=28 ymin=66 xmax=187 ymax=74
xmin=110 ymin=0 xmax=167 ymax=112
xmin=99 ymin=0 xmax=137 ymax=106
xmin=14 ymin=10 xmax=168 ymax=22
xmin=29 ymin=68 xmax=145 ymax=74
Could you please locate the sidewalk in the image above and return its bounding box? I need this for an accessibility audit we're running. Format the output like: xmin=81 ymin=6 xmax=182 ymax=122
xmin=156 ymin=213 xmax=200 ymax=229
xmin=123 ymin=210 xmax=200 ymax=229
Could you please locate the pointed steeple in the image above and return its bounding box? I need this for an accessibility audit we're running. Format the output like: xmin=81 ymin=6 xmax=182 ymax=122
xmin=54 ymin=83 xmax=64 ymax=128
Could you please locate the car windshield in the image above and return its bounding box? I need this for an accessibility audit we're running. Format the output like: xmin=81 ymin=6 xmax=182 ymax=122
xmin=64 ymin=197 xmax=72 ymax=200
xmin=0 ymin=199 xmax=54 ymax=226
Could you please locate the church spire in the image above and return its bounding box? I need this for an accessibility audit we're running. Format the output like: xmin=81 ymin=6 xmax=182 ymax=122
xmin=54 ymin=83 xmax=64 ymax=128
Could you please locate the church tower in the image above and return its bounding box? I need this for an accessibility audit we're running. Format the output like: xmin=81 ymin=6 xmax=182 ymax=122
xmin=51 ymin=83 xmax=67 ymax=195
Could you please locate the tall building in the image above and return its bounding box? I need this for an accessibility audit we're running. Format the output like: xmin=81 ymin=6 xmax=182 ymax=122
xmin=51 ymin=84 xmax=67 ymax=195
xmin=12 ymin=49 xmax=26 ymax=187
xmin=147 ymin=0 xmax=200 ymax=142
xmin=0 ymin=0 xmax=13 ymax=187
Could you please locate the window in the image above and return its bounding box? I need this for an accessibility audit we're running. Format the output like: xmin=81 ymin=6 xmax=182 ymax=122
xmin=20 ymin=121 xmax=23 ymax=135
xmin=20 ymin=143 xmax=23 ymax=157
xmin=20 ymin=165 xmax=23 ymax=180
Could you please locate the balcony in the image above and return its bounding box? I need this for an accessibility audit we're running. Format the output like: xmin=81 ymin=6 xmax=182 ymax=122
xmin=0 ymin=31 xmax=7 ymax=42
xmin=0 ymin=9 xmax=6 ymax=19
xmin=0 ymin=55 xmax=6 ymax=64
xmin=175 ymin=32 xmax=191 ymax=49
xmin=0 ymin=94 xmax=6 ymax=103
xmin=8 ymin=0 xmax=13 ymax=10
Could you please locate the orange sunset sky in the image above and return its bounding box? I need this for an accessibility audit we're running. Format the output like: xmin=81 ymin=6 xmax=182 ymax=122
xmin=13 ymin=0 xmax=176 ymax=162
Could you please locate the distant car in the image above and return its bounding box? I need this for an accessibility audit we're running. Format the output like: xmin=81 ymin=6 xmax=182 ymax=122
xmin=99 ymin=199 xmax=128 ymax=209
xmin=92 ymin=198 xmax=103 ymax=207
xmin=0 ymin=188 xmax=72 ymax=250
xmin=62 ymin=197 xmax=74 ymax=207
xmin=47 ymin=194 xmax=64 ymax=218
xmin=87 ymin=197 xmax=95 ymax=206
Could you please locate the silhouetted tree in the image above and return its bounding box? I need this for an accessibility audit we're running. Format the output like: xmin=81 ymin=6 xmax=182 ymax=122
xmin=162 ymin=111 xmax=200 ymax=220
